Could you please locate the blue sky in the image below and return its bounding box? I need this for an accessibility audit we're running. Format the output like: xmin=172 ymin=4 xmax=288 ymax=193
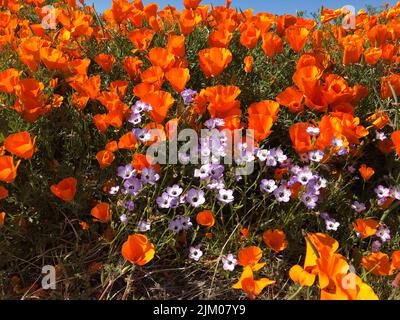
xmin=90 ymin=0 xmax=395 ymax=15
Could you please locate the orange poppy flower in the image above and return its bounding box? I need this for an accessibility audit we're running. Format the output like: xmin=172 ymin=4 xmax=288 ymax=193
xmin=167 ymin=35 xmax=186 ymax=57
xmin=91 ymin=202 xmax=110 ymax=222
xmin=342 ymin=35 xmax=364 ymax=65
xmin=141 ymin=66 xmax=164 ymax=90
xmin=352 ymin=219 xmax=379 ymax=238
xmin=289 ymin=265 xmax=316 ymax=286
xmin=0 ymin=211 xmax=5 ymax=226
xmin=276 ymin=86 xmax=304 ymax=112
xmin=289 ymin=122 xmax=313 ymax=154
xmin=94 ymin=54 xmax=115 ymax=73
xmin=133 ymin=82 xmax=155 ymax=98
xmin=118 ymin=132 xmax=138 ymax=150
xmin=361 ymin=252 xmax=392 ymax=276
xmin=0 ymin=185 xmax=8 ymax=200
xmin=93 ymin=114 xmax=109 ymax=134
xmin=4 ymin=131 xmax=36 ymax=160
xmin=203 ymin=85 xmax=241 ymax=119
xmin=198 ymin=47 xmax=232 ymax=78
xmin=240 ymin=228 xmax=250 ymax=239
xmin=127 ymin=28 xmax=155 ymax=51
xmin=105 ymin=141 xmax=118 ymax=152
xmin=0 ymin=156 xmax=20 ymax=183
xmin=367 ymin=111 xmax=389 ymax=130
xmin=179 ymin=9 xmax=202 ymax=35
xmin=96 ymin=150 xmax=115 ymax=169
xmin=165 ymin=68 xmax=190 ymax=93
xmin=240 ymin=24 xmax=261 ymax=49
xmin=149 ymin=47 xmax=176 ymax=71
xmin=50 ymin=177 xmax=77 ymax=202
xmin=316 ymin=253 xmax=350 ymax=290
xmin=132 ymin=153 xmax=160 ymax=173
xmin=238 ymin=246 xmax=265 ymax=271
xmin=208 ymin=28 xmax=233 ymax=48
xmin=285 ymin=26 xmax=309 ymax=52
xmin=380 ymin=74 xmax=400 ymax=99
xmin=184 ymin=0 xmax=201 ymax=9
xmin=391 ymin=251 xmax=400 ymax=270
xmin=244 ymin=56 xmax=253 ymax=73
xmin=248 ymin=114 xmax=274 ymax=142
xmin=121 ymin=234 xmax=155 ymax=266
xmin=263 ymin=229 xmax=288 ymax=253
xmin=0 ymin=68 xmax=21 ymax=93
xmin=232 ymin=266 xmax=275 ymax=299
xmin=196 ymin=210 xmax=215 ymax=228
xmin=261 ymin=32 xmax=283 ymax=57
xmin=122 ymin=56 xmax=143 ymax=80
xmin=293 ymin=65 xmax=322 ymax=97
xmin=358 ymin=164 xmax=375 ymax=181
xmin=391 ymin=131 xmax=400 ymax=156
xmin=248 ymin=100 xmax=280 ymax=120
xmin=304 ymin=233 xmax=339 ymax=273
xmin=141 ymin=90 xmax=175 ymax=123
xmin=364 ymin=47 xmax=382 ymax=65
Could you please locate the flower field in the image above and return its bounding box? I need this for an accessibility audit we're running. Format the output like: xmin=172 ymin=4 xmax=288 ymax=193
xmin=1 ymin=0 xmax=400 ymax=300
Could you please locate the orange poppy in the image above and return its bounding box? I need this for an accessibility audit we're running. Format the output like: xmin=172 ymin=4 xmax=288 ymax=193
xmin=358 ymin=164 xmax=375 ymax=181
xmin=208 ymin=28 xmax=233 ymax=48
xmin=261 ymin=32 xmax=283 ymax=57
xmin=237 ymin=246 xmax=265 ymax=271
xmin=232 ymin=266 xmax=275 ymax=299
xmin=4 ymin=131 xmax=36 ymax=159
xmin=121 ymin=234 xmax=155 ymax=266
xmin=391 ymin=131 xmax=400 ymax=156
xmin=184 ymin=0 xmax=201 ymax=9
xmin=0 ymin=185 xmax=8 ymax=200
xmin=94 ymin=54 xmax=115 ymax=73
xmin=105 ymin=141 xmax=118 ymax=152
xmin=0 ymin=156 xmax=20 ymax=183
xmin=179 ymin=9 xmax=202 ymax=35
xmin=39 ymin=47 xmax=68 ymax=71
xmin=303 ymin=233 xmax=339 ymax=273
xmin=248 ymin=100 xmax=280 ymax=120
xmin=289 ymin=265 xmax=316 ymax=286
xmin=96 ymin=150 xmax=115 ymax=169
xmin=244 ymin=56 xmax=253 ymax=73
xmin=352 ymin=219 xmax=379 ymax=238
xmin=391 ymin=251 xmax=400 ymax=270
xmin=132 ymin=153 xmax=160 ymax=174
xmin=0 ymin=68 xmax=21 ymax=93
xmin=167 ymin=35 xmax=186 ymax=57
xmin=122 ymin=56 xmax=143 ymax=80
xmin=203 ymin=85 xmax=241 ymax=119
xmin=248 ymin=114 xmax=274 ymax=142
xmin=380 ymin=74 xmax=400 ymax=99
xmin=262 ymin=229 xmax=288 ymax=253
xmin=93 ymin=114 xmax=109 ymax=134
xmin=198 ymin=47 xmax=232 ymax=78
xmin=50 ymin=177 xmax=77 ymax=202
xmin=361 ymin=252 xmax=392 ymax=276
xmin=289 ymin=123 xmax=313 ymax=154
xmin=141 ymin=90 xmax=175 ymax=123
xmin=149 ymin=47 xmax=176 ymax=71
xmin=196 ymin=210 xmax=215 ymax=228
xmin=141 ymin=66 xmax=164 ymax=90
xmin=276 ymin=86 xmax=304 ymax=112
xmin=316 ymin=253 xmax=350 ymax=290
xmin=293 ymin=65 xmax=322 ymax=97
xmin=285 ymin=26 xmax=309 ymax=52
xmin=367 ymin=111 xmax=389 ymax=130
xmin=364 ymin=47 xmax=382 ymax=65
xmin=118 ymin=132 xmax=138 ymax=150
xmin=165 ymin=68 xmax=190 ymax=93
xmin=240 ymin=24 xmax=261 ymax=49
xmin=0 ymin=211 xmax=4 ymax=226
xmin=91 ymin=202 xmax=111 ymax=222
xmin=127 ymin=28 xmax=155 ymax=51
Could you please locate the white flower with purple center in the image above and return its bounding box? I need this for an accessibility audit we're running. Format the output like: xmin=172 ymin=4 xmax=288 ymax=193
xmin=221 ymin=254 xmax=237 ymax=272
xmin=347 ymin=165 xmax=356 ymax=173
xmin=372 ymin=240 xmax=382 ymax=253
xmin=209 ymin=164 xmax=224 ymax=179
xmin=138 ymin=220 xmax=151 ymax=232
xmin=186 ymin=189 xmax=206 ymax=207
xmin=181 ymin=88 xmax=197 ymax=104
xmin=218 ymin=188 xmax=234 ymax=204
xmin=306 ymin=126 xmax=320 ymax=136
xmin=308 ymin=150 xmax=324 ymax=162
xmin=207 ymin=179 xmax=225 ymax=190
xmin=156 ymin=192 xmax=176 ymax=209
xmin=189 ymin=245 xmax=203 ymax=261
xmin=260 ymin=179 xmax=278 ymax=193
xmin=133 ymin=128 xmax=151 ymax=142
xmin=257 ymin=149 xmax=269 ymax=162
xmin=141 ymin=167 xmax=160 ymax=185
xmin=204 ymin=118 xmax=225 ymax=129
xmin=120 ymin=214 xmax=128 ymax=224
xmin=109 ymin=185 xmax=120 ymax=195
xmin=168 ymin=219 xmax=182 ymax=233
xmin=297 ymin=167 xmax=313 ymax=185
xmin=374 ymin=185 xmax=390 ymax=198
xmin=194 ymin=164 xmax=211 ymax=179
xmin=375 ymin=131 xmax=386 ymax=141
xmin=375 ymin=225 xmax=391 ymax=242
xmin=274 ymin=185 xmax=291 ymax=202
xmin=117 ymin=164 xmax=136 ymax=180
xmin=390 ymin=187 xmax=400 ymax=200
xmin=122 ymin=200 xmax=135 ymax=211
xmin=178 ymin=215 xmax=193 ymax=231
xmin=301 ymin=192 xmax=318 ymax=209
xmin=128 ymin=112 xmax=142 ymax=125
xmin=331 ymin=137 xmax=343 ymax=147
xmin=351 ymin=201 xmax=366 ymax=213
xmin=298 ymin=152 xmax=309 ymax=163
xmin=167 ymin=184 xmax=183 ymax=198
xmin=132 ymin=100 xmax=152 ymax=114
xmin=320 ymin=212 xmax=330 ymax=220
xmin=273 ymin=148 xmax=288 ymax=163
xmin=325 ymin=218 xmax=340 ymax=231
xmin=122 ymin=177 xmax=142 ymax=195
